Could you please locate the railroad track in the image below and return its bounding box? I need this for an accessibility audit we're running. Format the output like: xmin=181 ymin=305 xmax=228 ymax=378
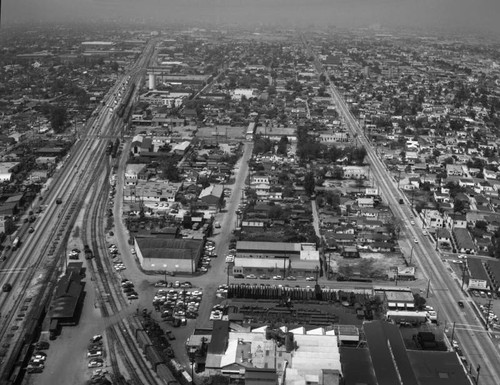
xmin=0 ymin=40 xmax=154 ymax=382
xmin=82 ymin=159 xmax=159 ymax=385
xmin=0 ymin=140 xmax=108 ymax=377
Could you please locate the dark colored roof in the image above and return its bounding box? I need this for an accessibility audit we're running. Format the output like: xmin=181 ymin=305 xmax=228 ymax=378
xmin=407 ymin=351 xmax=470 ymax=385
xmin=245 ymin=368 xmax=277 ymax=385
xmin=340 ymin=346 xmax=377 ymax=385
xmin=452 ymin=228 xmax=475 ymax=250
xmin=152 ymin=226 xmax=179 ymax=235
xmin=467 ymin=258 xmax=489 ymax=282
xmin=136 ymin=238 xmax=203 ymax=260
xmin=486 ymin=260 xmax=500 ymax=286
xmin=208 ymin=320 xmax=229 ymax=355
xmin=67 ymin=262 xmax=84 ymax=275
xmin=142 ymin=137 xmax=153 ymax=148
xmin=436 ymin=228 xmax=451 ymax=239
xmin=50 ymin=271 xmax=83 ymax=319
xmin=364 ymin=320 xmax=419 ymax=385
xmin=35 ymin=147 xmax=66 ymax=154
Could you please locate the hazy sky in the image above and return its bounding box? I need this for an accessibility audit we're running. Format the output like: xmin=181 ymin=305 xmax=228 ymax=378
xmin=4 ymin=0 xmax=500 ymax=35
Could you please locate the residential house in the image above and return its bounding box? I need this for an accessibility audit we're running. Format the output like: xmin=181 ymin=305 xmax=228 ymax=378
xmin=422 ymin=209 xmax=444 ymax=228
xmin=446 ymin=164 xmax=467 ymax=177
xmin=452 ymin=228 xmax=476 ymax=254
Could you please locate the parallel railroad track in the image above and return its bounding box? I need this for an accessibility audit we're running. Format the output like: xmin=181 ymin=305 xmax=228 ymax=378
xmin=82 ymin=147 xmax=159 ymax=385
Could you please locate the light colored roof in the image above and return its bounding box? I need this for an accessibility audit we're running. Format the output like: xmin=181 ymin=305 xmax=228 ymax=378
xmin=237 ymin=241 xmax=300 ymax=253
xmin=234 ymin=257 xmax=284 ymax=268
xmin=125 ymin=163 xmax=147 ymax=176
xmin=199 ymin=184 xmax=223 ymax=199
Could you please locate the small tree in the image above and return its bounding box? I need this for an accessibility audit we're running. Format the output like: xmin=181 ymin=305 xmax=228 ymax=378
xmin=304 ymin=171 xmax=315 ymax=196
xmin=413 ymin=293 xmax=426 ymax=310
xmin=50 ymin=105 xmax=67 ymax=133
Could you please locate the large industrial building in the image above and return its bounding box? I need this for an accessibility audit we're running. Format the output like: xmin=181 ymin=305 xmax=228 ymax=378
xmin=205 ymin=321 xmax=342 ymax=385
xmin=134 ymin=237 xmax=203 ymax=275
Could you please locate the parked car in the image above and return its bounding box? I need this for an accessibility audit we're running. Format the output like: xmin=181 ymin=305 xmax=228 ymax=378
xmin=88 ymin=359 xmax=104 ymax=368
xmin=87 ymin=350 xmax=103 ymax=358
xmin=26 ymin=366 xmax=43 ymax=374
xmin=91 ymin=335 xmax=103 ymax=343
xmin=34 ymin=341 xmax=50 ymax=350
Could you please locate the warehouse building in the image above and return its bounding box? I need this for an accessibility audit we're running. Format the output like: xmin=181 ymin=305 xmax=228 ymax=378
xmin=134 ymin=237 xmax=203 ymax=275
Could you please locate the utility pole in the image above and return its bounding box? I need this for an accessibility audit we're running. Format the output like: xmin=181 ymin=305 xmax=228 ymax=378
xmin=426 ymin=278 xmax=431 ymax=298
xmin=450 ymin=321 xmax=456 ymax=345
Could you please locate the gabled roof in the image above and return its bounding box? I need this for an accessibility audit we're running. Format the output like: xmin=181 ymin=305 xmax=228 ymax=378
xmin=364 ymin=321 xmax=419 ymax=385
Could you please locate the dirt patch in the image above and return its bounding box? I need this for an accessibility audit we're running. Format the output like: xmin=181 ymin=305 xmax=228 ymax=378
xmin=330 ymin=252 xmax=404 ymax=280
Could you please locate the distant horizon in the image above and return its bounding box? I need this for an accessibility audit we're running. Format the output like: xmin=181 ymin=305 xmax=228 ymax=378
xmin=2 ymin=0 xmax=500 ymax=39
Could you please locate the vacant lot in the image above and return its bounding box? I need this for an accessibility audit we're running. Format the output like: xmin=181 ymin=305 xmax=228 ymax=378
xmin=329 ymin=252 xmax=404 ymax=280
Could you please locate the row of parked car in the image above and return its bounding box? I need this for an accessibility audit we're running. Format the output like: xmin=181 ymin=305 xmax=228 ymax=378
xmin=26 ymin=351 xmax=47 ymax=374
xmin=122 ymin=279 xmax=138 ymax=300
xmin=109 ymin=244 xmax=127 ymax=272
xmin=154 ymin=280 xmax=193 ymax=289
xmin=470 ymin=289 xmax=498 ymax=300
xmin=479 ymin=303 xmax=499 ymax=325
xmin=87 ymin=335 xmax=105 ymax=369
xmin=199 ymin=240 xmax=217 ymax=273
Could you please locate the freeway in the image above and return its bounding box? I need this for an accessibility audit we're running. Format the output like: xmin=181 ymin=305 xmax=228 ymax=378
xmin=303 ymin=38 xmax=500 ymax=384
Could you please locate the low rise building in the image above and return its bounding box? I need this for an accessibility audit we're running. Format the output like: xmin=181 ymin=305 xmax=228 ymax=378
xmin=205 ymin=321 xmax=342 ymax=385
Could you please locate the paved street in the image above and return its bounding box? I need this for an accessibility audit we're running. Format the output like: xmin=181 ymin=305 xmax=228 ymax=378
xmin=318 ymin=61 xmax=500 ymax=383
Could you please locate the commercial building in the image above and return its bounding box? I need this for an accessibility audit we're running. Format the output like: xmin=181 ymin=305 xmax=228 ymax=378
xmin=233 ymin=241 xmax=320 ymax=278
xmin=374 ymin=287 xmax=416 ymax=311
xmin=466 ymin=258 xmax=490 ymax=291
